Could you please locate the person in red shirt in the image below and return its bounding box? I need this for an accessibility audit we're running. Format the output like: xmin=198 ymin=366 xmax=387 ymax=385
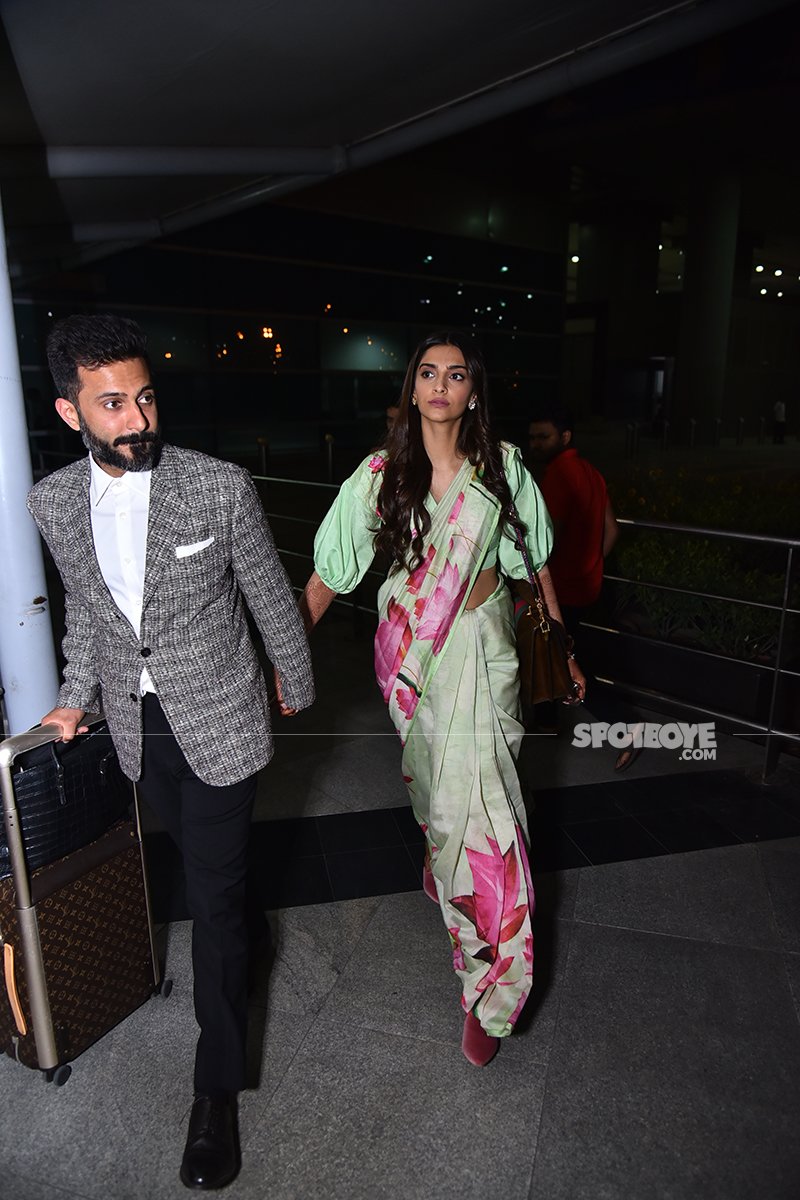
xmin=528 ymin=408 xmax=640 ymax=771
xmin=529 ymin=408 xmax=618 ymax=612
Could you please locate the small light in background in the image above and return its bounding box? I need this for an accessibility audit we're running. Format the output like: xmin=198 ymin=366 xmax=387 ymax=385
xmin=342 ymin=327 xmax=349 ymax=334
xmin=262 ymin=326 xmax=273 ymax=339
xmin=777 ymin=292 xmax=784 ymax=298
xmin=500 ymin=265 xmax=509 ymax=273
xmin=570 ymin=255 xmax=580 ymax=263
xmin=236 ymin=331 xmax=245 ymax=340
xmin=760 ymin=288 xmax=768 ymax=295
xmin=164 ymin=352 xmax=172 ymax=360
xmin=774 ymin=268 xmax=783 ymax=277
xmin=755 ymin=264 xmax=764 ymax=272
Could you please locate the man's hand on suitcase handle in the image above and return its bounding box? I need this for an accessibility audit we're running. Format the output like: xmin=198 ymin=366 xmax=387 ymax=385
xmin=39 ymin=706 xmax=89 ymax=741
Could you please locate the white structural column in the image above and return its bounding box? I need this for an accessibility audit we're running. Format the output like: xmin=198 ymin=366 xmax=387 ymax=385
xmin=0 ymin=188 xmax=59 ymax=734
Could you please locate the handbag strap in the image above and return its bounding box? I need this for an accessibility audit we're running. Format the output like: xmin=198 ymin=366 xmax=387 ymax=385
xmin=511 ymin=509 xmax=551 ymax=634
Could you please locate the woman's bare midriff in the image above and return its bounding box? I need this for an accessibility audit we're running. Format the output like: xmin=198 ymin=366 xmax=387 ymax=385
xmin=465 ymin=566 xmax=499 ymax=610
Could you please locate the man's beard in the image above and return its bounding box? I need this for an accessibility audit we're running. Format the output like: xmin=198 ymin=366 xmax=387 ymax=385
xmin=78 ymin=415 xmax=163 ymax=473
xmin=530 ymin=445 xmax=560 ymax=466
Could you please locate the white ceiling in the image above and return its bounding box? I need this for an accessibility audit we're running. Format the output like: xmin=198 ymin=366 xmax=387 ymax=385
xmin=1 ymin=0 xmax=795 ymax=278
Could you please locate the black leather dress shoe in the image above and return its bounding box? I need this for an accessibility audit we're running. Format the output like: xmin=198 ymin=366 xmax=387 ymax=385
xmin=179 ymin=1094 xmax=239 ymax=1191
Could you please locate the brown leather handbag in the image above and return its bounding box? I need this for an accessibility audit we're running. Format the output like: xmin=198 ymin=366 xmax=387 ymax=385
xmin=511 ymin=525 xmax=574 ymax=706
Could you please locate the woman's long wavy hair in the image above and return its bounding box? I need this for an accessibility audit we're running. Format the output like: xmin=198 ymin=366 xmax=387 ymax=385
xmin=374 ymin=330 xmax=525 ymax=571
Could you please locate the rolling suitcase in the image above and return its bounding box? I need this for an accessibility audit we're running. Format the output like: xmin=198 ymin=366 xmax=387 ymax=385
xmin=0 ymin=717 xmax=162 ymax=1084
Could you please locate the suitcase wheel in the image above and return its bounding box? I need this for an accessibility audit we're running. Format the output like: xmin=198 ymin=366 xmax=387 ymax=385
xmin=43 ymin=1064 xmax=72 ymax=1086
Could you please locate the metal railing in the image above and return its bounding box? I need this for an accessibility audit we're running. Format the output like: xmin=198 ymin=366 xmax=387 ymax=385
xmin=257 ymin=472 xmax=799 ymax=778
xmin=23 ymin=446 xmax=799 ymax=777
xmin=604 ymin=517 xmax=799 ymax=779
xmin=625 ymin=414 xmax=793 ymax=456
xmin=253 ymin=473 xmax=386 ymax=621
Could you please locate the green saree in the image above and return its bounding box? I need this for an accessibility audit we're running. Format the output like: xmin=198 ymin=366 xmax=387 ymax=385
xmin=314 ymin=444 xmax=553 ymax=1035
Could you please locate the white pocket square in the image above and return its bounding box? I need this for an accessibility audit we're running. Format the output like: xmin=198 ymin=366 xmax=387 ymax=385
xmin=176 ymin=536 xmax=215 ymax=559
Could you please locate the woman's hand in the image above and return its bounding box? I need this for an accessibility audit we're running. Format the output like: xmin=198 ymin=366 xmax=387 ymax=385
xmin=564 ymin=657 xmax=586 ymax=705
xmin=300 ymin=571 xmax=337 ymax=634
xmin=272 ymin=669 xmax=297 ymax=717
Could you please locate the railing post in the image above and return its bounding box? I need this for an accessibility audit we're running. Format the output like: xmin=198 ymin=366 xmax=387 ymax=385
xmin=324 ymin=433 xmax=334 ymax=482
xmin=713 ymin=417 xmax=722 ymax=446
xmin=762 ymin=545 xmax=794 ymax=783
xmin=736 ymin=417 xmax=745 ymax=446
xmin=256 ymin=436 xmax=270 ymax=476
xmin=688 ymin=417 xmax=696 ymax=448
xmin=660 ymin=418 xmax=669 ymax=452
xmin=625 ymin=422 xmax=639 ymax=459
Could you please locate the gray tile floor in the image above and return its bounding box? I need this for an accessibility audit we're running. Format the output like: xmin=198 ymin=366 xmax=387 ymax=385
xmin=3 ymin=608 xmax=799 ymax=1200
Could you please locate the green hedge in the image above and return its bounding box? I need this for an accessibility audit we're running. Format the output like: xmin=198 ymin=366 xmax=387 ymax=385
xmin=605 ymin=467 xmax=798 ymax=664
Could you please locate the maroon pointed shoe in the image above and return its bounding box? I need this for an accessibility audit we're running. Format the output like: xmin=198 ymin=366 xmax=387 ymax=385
xmin=462 ymin=1011 xmax=499 ymax=1067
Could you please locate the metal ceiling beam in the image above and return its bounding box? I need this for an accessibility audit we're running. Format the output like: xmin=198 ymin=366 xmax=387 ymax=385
xmin=55 ymin=173 xmax=327 ymax=273
xmin=44 ymin=147 xmax=342 ymax=177
xmin=348 ymin=0 xmax=795 ymax=169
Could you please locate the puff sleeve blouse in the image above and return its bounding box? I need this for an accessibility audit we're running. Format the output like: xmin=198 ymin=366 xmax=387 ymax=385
xmin=313 ymin=445 xmax=552 ymax=595
xmin=496 ymin=443 xmax=553 ymax=577
xmin=313 ymin=454 xmax=384 ymax=594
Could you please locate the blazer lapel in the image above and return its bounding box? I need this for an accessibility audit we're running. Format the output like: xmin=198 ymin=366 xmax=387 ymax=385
xmin=53 ymin=460 xmax=116 ymax=604
xmin=141 ymin=446 xmax=190 ymax=612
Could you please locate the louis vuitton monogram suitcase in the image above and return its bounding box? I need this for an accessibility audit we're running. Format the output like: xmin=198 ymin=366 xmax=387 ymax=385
xmin=0 ymin=718 xmax=161 ymax=1084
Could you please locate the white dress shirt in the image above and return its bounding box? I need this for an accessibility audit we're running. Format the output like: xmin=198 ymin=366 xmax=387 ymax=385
xmin=89 ymin=454 xmax=155 ymax=694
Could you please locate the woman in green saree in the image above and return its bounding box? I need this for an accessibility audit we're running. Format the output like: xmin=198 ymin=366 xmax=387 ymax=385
xmin=297 ymin=331 xmax=585 ymax=1066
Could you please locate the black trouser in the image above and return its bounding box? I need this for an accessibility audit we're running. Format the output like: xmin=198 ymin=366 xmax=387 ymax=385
xmin=139 ymin=694 xmax=256 ymax=1094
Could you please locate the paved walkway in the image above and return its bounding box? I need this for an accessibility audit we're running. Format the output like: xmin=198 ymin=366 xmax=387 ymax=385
xmin=2 ymin=607 xmax=799 ymax=1200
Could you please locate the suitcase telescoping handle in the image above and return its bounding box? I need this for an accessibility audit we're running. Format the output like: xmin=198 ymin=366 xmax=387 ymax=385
xmin=0 ymin=714 xmax=106 ymax=911
xmin=0 ymin=712 xmax=106 ymax=770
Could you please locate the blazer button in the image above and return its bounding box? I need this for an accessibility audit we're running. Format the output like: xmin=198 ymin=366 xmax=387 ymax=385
xmin=129 ymin=692 xmax=138 ymax=702
xmin=140 ymin=647 xmax=151 ymax=657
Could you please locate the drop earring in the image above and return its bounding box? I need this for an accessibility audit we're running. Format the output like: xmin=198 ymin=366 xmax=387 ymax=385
xmin=412 ymin=394 xmax=418 ymax=406
xmin=468 ymin=396 xmax=477 ymax=411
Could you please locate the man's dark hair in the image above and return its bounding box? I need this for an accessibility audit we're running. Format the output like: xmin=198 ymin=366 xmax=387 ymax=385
xmin=46 ymin=314 xmax=150 ymax=405
xmin=529 ymin=404 xmax=574 ymax=437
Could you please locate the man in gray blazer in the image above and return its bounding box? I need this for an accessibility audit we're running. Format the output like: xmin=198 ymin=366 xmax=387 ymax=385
xmin=28 ymin=314 xmax=314 ymax=1191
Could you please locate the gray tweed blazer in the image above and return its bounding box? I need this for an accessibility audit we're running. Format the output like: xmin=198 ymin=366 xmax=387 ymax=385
xmin=27 ymin=444 xmax=314 ymax=786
